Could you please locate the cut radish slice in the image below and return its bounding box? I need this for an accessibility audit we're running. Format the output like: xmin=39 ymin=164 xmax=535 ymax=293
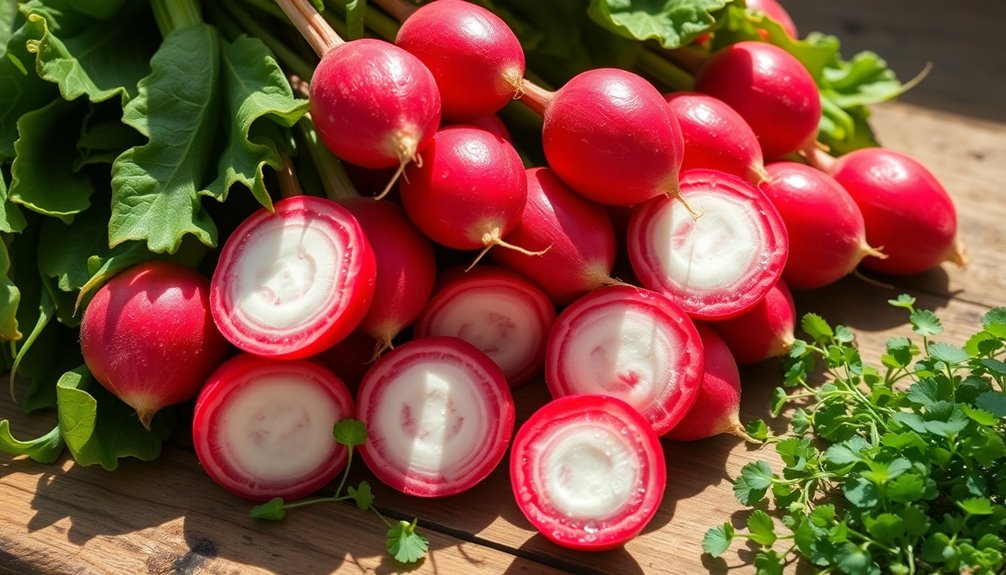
xmin=510 ymin=394 xmax=666 ymax=551
xmin=413 ymin=265 xmax=556 ymax=388
xmin=356 ymin=336 xmax=515 ymax=497
xmin=192 ymin=353 xmax=355 ymax=502
xmin=545 ymin=285 xmax=704 ymax=435
xmin=210 ymin=196 xmax=377 ymax=359
xmin=628 ymin=169 xmax=788 ymax=320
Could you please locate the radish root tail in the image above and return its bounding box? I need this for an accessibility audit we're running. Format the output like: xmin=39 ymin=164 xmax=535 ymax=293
xmin=467 ymin=230 xmax=550 ymax=272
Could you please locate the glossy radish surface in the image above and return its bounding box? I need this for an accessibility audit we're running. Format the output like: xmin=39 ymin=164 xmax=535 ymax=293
xmin=311 ymin=38 xmax=441 ymax=170
xmin=210 ymin=196 xmax=376 ymax=359
xmin=827 ymin=147 xmax=963 ymax=276
xmin=665 ymin=91 xmax=767 ymax=184
xmin=747 ymin=0 xmax=798 ymax=37
xmin=192 ymin=354 xmax=355 ymax=501
xmin=459 ymin=114 xmax=511 ymax=141
xmin=395 ymin=0 xmax=524 ymax=121
xmin=665 ymin=325 xmax=744 ymax=441
xmin=490 ymin=167 xmax=617 ymax=306
xmin=706 ymin=279 xmax=795 ymax=366
xmin=761 ymin=161 xmax=882 ymax=289
xmin=628 ymin=169 xmax=789 ymax=320
xmin=546 ymin=285 xmax=704 ymax=435
xmin=80 ymin=261 xmax=231 ymax=429
xmin=695 ymin=41 xmax=820 ymax=159
xmin=356 ymin=337 xmax=515 ymax=497
xmin=510 ymin=394 xmax=666 ymax=551
xmin=414 ymin=265 xmax=556 ymax=388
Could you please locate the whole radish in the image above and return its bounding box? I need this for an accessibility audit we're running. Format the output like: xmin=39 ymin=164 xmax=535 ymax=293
xmin=747 ymin=0 xmax=798 ymax=38
xmin=80 ymin=261 xmax=231 ymax=429
xmin=394 ymin=0 xmax=525 ymax=121
xmin=695 ymin=41 xmax=820 ymax=159
xmin=665 ymin=324 xmax=745 ymax=441
xmin=706 ymin=279 xmax=796 ymax=366
xmin=490 ymin=167 xmax=618 ymax=306
xmin=665 ymin=91 xmax=768 ymax=184
xmin=825 ymin=147 xmax=965 ymax=275
xmin=343 ymin=198 xmax=437 ymax=355
xmin=760 ymin=161 xmax=884 ymax=289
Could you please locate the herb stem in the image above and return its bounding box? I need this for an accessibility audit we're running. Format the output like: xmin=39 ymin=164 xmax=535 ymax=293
xmin=151 ymin=0 xmax=203 ymax=36
xmin=637 ymin=49 xmax=694 ymax=92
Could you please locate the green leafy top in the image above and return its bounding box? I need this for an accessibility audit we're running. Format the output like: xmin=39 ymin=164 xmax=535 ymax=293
xmin=587 ymin=0 xmax=731 ymax=49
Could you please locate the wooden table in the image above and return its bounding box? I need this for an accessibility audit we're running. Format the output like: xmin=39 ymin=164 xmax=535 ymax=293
xmin=3 ymin=4 xmax=1005 ymax=574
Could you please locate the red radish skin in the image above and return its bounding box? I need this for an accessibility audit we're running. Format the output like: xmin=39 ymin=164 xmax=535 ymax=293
xmin=546 ymin=285 xmax=704 ymax=435
xmin=520 ymin=69 xmax=686 ymax=208
xmin=665 ymin=325 xmax=745 ymax=441
xmin=510 ymin=394 xmax=666 ymax=551
xmin=80 ymin=262 xmax=231 ymax=429
xmin=761 ymin=161 xmax=884 ymax=289
xmin=825 ymin=147 xmax=965 ymax=276
xmin=356 ymin=337 xmax=515 ymax=497
xmin=343 ymin=199 xmax=437 ymax=354
xmin=490 ymin=167 xmax=618 ymax=306
xmin=665 ymin=91 xmax=768 ymax=184
xmin=628 ymin=169 xmax=789 ymax=320
xmin=747 ymin=0 xmax=798 ymax=38
xmin=414 ymin=265 xmax=556 ymax=388
xmin=706 ymin=279 xmax=796 ymax=366
xmin=695 ymin=41 xmax=821 ymax=159
xmin=459 ymin=114 xmax=511 ymax=141
xmin=210 ymin=196 xmax=376 ymax=360
xmin=394 ymin=0 xmax=525 ymax=121
xmin=192 ymin=354 xmax=354 ymax=501
xmin=313 ymin=330 xmax=378 ymax=395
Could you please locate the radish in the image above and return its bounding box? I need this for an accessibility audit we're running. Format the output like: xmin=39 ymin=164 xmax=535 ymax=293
xmin=747 ymin=0 xmax=798 ymax=38
xmin=392 ymin=0 xmax=525 ymax=121
xmin=545 ymin=285 xmax=704 ymax=435
xmin=342 ymin=198 xmax=437 ymax=355
xmin=665 ymin=324 xmax=746 ymax=441
xmin=695 ymin=41 xmax=821 ymax=159
xmin=706 ymin=279 xmax=796 ymax=366
xmin=313 ymin=330 xmax=377 ymax=395
xmin=460 ymin=114 xmax=511 ymax=142
xmin=399 ymin=125 xmax=539 ymax=265
xmin=356 ymin=337 xmax=515 ymax=497
xmin=665 ymin=91 xmax=768 ymax=184
xmin=79 ymin=261 xmax=231 ymax=429
xmin=413 ymin=265 xmax=556 ymax=388
xmin=509 ymin=394 xmax=666 ymax=551
xmin=760 ymin=161 xmax=884 ymax=289
xmin=822 ymin=147 xmax=965 ymax=276
xmin=192 ymin=353 xmax=354 ymax=501
xmin=518 ymin=69 xmax=689 ymax=210
xmin=490 ymin=167 xmax=618 ymax=306
xmin=210 ymin=196 xmax=376 ymax=360
xmin=627 ymin=169 xmax=789 ymax=320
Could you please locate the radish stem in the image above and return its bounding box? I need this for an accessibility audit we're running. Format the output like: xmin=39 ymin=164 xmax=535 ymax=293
xmin=516 ymin=78 xmax=554 ymax=116
xmin=274 ymin=0 xmax=344 ymax=56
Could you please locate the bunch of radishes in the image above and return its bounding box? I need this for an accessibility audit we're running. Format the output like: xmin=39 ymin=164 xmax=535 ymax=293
xmin=77 ymin=0 xmax=965 ymax=554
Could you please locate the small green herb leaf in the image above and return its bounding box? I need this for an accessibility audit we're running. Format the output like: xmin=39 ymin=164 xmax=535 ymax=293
xmin=801 ymin=313 xmax=833 ymax=342
xmin=887 ymin=473 xmax=926 ymax=503
xmin=746 ymin=510 xmax=777 ymax=546
xmin=927 ymin=342 xmax=968 ymax=365
xmin=347 ymin=481 xmax=374 ymax=511
xmin=910 ymin=309 xmax=943 ymax=337
xmin=957 ymin=497 xmax=994 ymax=516
xmin=734 ymin=461 xmax=774 ymax=505
xmin=746 ymin=419 xmax=769 ymax=442
xmin=834 ymin=542 xmax=874 ymax=575
xmin=888 ymin=294 xmax=916 ymax=309
xmin=843 ymin=477 xmax=879 ymax=508
xmin=702 ymin=523 xmax=734 ymax=557
xmin=333 ymin=418 xmax=367 ymax=447
xmin=864 ymin=513 xmax=904 ymax=546
xmin=386 ymin=519 xmax=429 ymax=564
xmin=250 ymin=497 xmax=287 ymax=521
xmin=976 ymin=391 xmax=1006 ymax=417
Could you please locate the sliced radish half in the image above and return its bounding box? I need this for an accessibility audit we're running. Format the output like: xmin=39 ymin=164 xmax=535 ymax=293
xmin=545 ymin=285 xmax=703 ymax=435
xmin=628 ymin=169 xmax=788 ymax=320
xmin=356 ymin=336 xmax=515 ymax=497
xmin=510 ymin=394 xmax=666 ymax=551
xmin=192 ymin=354 xmax=355 ymax=502
xmin=210 ymin=196 xmax=377 ymax=359
xmin=414 ymin=265 xmax=556 ymax=388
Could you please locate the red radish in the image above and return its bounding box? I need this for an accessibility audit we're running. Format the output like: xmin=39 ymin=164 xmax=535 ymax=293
xmin=393 ymin=0 xmax=525 ymax=121
xmin=400 ymin=125 xmax=537 ymax=264
xmin=760 ymin=161 xmax=884 ymax=289
xmin=356 ymin=337 xmax=515 ymax=497
xmin=414 ymin=265 xmax=556 ymax=388
xmin=192 ymin=353 xmax=354 ymax=501
xmin=490 ymin=167 xmax=618 ymax=306
xmin=461 ymin=114 xmax=511 ymax=141
xmin=665 ymin=325 xmax=745 ymax=441
xmin=519 ymin=69 xmax=688 ymax=209
xmin=343 ymin=199 xmax=437 ymax=354
xmin=747 ymin=0 xmax=798 ymax=38
xmin=313 ymin=330 xmax=378 ymax=395
xmin=545 ymin=285 xmax=704 ymax=435
xmin=695 ymin=41 xmax=821 ymax=159
xmin=665 ymin=91 xmax=768 ymax=184
xmin=823 ymin=147 xmax=965 ymax=275
xmin=210 ymin=196 xmax=376 ymax=360
xmin=510 ymin=394 xmax=666 ymax=551
xmin=628 ymin=169 xmax=789 ymax=320
xmin=706 ymin=279 xmax=796 ymax=366
xmin=79 ymin=261 xmax=231 ymax=429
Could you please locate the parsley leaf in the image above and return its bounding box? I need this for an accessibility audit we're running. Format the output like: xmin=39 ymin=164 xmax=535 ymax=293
xmin=386 ymin=519 xmax=429 ymax=564
xmin=333 ymin=418 xmax=367 ymax=447
xmin=702 ymin=523 xmax=734 ymax=557
xmin=734 ymin=461 xmax=774 ymax=505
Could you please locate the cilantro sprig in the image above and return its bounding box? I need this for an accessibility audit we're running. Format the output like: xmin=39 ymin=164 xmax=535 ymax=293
xmin=250 ymin=418 xmax=429 ymax=565
xmin=706 ymin=296 xmax=1006 ymax=574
